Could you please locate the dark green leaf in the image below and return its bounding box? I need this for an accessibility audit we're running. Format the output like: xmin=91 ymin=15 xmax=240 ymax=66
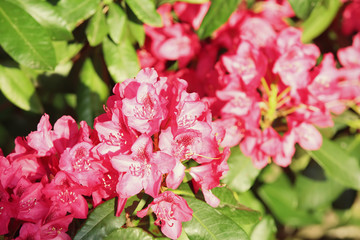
xmin=57 ymin=0 xmax=101 ymax=30
xmin=107 ymin=3 xmax=127 ymax=44
xmin=288 ymin=0 xmax=321 ymax=19
xmin=103 ymin=37 xmax=140 ymax=83
xmin=222 ymin=147 xmax=260 ymax=192
xmin=125 ymin=0 xmax=162 ymax=27
xmin=258 ymin=174 xmax=321 ymax=227
xmin=197 ymin=0 xmax=240 ymax=39
xmin=105 ymin=228 xmax=154 ymax=240
xmin=10 ymin=0 xmax=73 ymax=41
xmin=301 ymin=0 xmax=341 ymax=43
xmin=0 ymin=1 xmax=56 ymax=70
xmin=86 ymin=5 xmax=108 ymax=46
xmin=307 ymin=137 xmax=360 ymax=190
xmin=183 ymin=197 xmax=249 ymax=240
xmin=76 ymin=58 xmax=108 ymax=126
xmin=295 ymin=175 xmax=344 ymax=210
xmin=0 ymin=66 xmax=43 ymax=113
xmin=250 ymin=215 xmax=276 ymax=240
xmin=74 ymin=198 xmax=126 ymax=240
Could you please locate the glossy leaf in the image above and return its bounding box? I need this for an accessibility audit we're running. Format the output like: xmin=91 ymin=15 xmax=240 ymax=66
xmin=126 ymin=7 xmax=146 ymax=47
xmin=105 ymin=228 xmax=154 ymax=240
xmin=0 ymin=65 xmax=43 ymax=113
xmin=197 ymin=0 xmax=240 ymax=39
xmin=183 ymin=197 xmax=249 ymax=240
xmin=301 ymin=0 xmax=341 ymax=43
xmin=295 ymin=175 xmax=344 ymax=210
xmin=74 ymin=198 xmax=126 ymax=240
xmin=222 ymin=147 xmax=260 ymax=192
xmin=307 ymin=137 xmax=360 ymax=190
xmin=103 ymin=37 xmax=140 ymax=83
xmin=76 ymin=58 xmax=108 ymax=126
xmin=57 ymin=0 xmax=100 ymax=30
xmin=86 ymin=5 xmax=108 ymax=46
xmin=0 ymin=1 xmax=56 ymax=70
xmin=125 ymin=0 xmax=162 ymax=27
xmin=10 ymin=0 xmax=73 ymax=41
xmin=107 ymin=3 xmax=127 ymax=44
xmin=157 ymin=0 xmax=209 ymax=5
xmin=258 ymin=174 xmax=321 ymax=227
xmin=250 ymin=215 xmax=277 ymax=240
xmin=288 ymin=0 xmax=320 ymax=19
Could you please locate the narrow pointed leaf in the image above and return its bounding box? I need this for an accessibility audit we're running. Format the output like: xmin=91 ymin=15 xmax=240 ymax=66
xmin=0 ymin=66 xmax=43 ymax=113
xmin=10 ymin=0 xmax=73 ymax=41
xmin=103 ymin=37 xmax=140 ymax=83
xmin=197 ymin=0 xmax=240 ymax=39
xmin=105 ymin=228 xmax=154 ymax=240
xmin=158 ymin=0 xmax=209 ymax=5
xmin=126 ymin=7 xmax=145 ymax=47
xmin=288 ymin=0 xmax=321 ymax=19
xmin=86 ymin=6 xmax=108 ymax=46
xmin=307 ymin=137 xmax=360 ymax=190
xmin=183 ymin=197 xmax=249 ymax=240
xmin=107 ymin=3 xmax=127 ymax=44
xmin=0 ymin=1 xmax=56 ymax=70
xmin=74 ymin=198 xmax=126 ymax=240
xmin=77 ymin=58 xmax=108 ymax=126
xmin=125 ymin=0 xmax=162 ymax=27
xmin=57 ymin=0 xmax=100 ymax=30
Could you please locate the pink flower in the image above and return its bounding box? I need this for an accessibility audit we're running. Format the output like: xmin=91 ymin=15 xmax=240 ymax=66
xmin=137 ymin=191 xmax=192 ymax=239
xmin=111 ymin=135 xmax=175 ymax=199
xmin=341 ymin=1 xmax=360 ymax=35
xmin=174 ymin=2 xmax=210 ymax=30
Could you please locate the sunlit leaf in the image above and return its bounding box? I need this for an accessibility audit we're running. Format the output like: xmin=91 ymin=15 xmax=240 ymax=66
xmin=307 ymin=137 xmax=360 ymax=190
xmin=288 ymin=0 xmax=321 ymax=19
xmin=183 ymin=197 xmax=249 ymax=240
xmin=105 ymin=228 xmax=154 ymax=240
xmin=74 ymin=198 xmax=125 ymax=240
xmin=10 ymin=0 xmax=73 ymax=41
xmin=0 ymin=65 xmax=43 ymax=113
xmin=250 ymin=215 xmax=277 ymax=240
xmin=86 ymin=5 xmax=108 ymax=46
xmin=197 ymin=0 xmax=240 ymax=39
xmin=107 ymin=3 xmax=127 ymax=44
xmin=103 ymin=37 xmax=140 ymax=83
xmin=0 ymin=1 xmax=56 ymax=70
xmin=125 ymin=0 xmax=162 ymax=27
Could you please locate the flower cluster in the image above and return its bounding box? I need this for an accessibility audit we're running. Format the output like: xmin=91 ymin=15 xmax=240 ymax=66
xmin=138 ymin=0 xmax=360 ymax=169
xmin=0 ymin=68 xmax=229 ymax=239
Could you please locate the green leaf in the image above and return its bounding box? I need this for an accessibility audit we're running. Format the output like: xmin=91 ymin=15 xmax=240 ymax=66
xmin=74 ymin=198 xmax=126 ymax=240
xmin=0 ymin=1 xmax=56 ymax=70
xmin=107 ymin=3 xmax=127 ymax=44
xmin=183 ymin=197 xmax=249 ymax=240
xmin=103 ymin=37 xmax=140 ymax=83
xmin=76 ymin=58 xmax=108 ymax=126
xmin=0 ymin=66 xmax=43 ymax=113
xmin=86 ymin=5 xmax=108 ymax=46
xmin=347 ymin=134 xmax=360 ymax=160
xmin=307 ymin=137 xmax=360 ymax=190
xmin=250 ymin=215 xmax=276 ymax=240
xmin=57 ymin=0 xmax=101 ymax=30
xmin=295 ymin=175 xmax=344 ymax=210
xmin=258 ymin=173 xmax=321 ymax=227
xmin=125 ymin=0 xmax=162 ymax=27
xmin=222 ymin=147 xmax=260 ymax=192
xmin=126 ymin=7 xmax=146 ymax=47
xmin=105 ymin=228 xmax=154 ymax=240
xmin=157 ymin=0 xmax=209 ymax=5
xmin=288 ymin=0 xmax=321 ymax=19
xmin=301 ymin=0 xmax=342 ymax=43
xmin=197 ymin=0 xmax=240 ymax=39
xmin=10 ymin=0 xmax=73 ymax=41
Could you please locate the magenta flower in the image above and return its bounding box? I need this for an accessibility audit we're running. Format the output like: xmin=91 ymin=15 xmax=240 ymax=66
xmin=137 ymin=191 xmax=192 ymax=239
xmin=111 ymin=135 xmax=175 ymax=199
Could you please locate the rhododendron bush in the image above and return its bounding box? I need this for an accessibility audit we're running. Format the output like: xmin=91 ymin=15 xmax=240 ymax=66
xmin=1 ymin=0 xmax=360 ymax=239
